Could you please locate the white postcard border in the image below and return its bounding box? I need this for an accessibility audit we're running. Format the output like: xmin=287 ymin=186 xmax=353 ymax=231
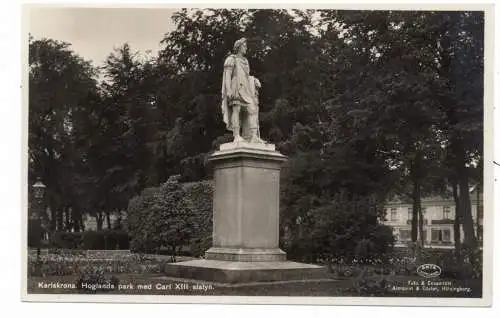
xmin=20 ymin=1 xmax=496 ymax=307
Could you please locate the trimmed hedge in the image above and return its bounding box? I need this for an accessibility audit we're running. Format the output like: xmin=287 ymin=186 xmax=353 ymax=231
xmin=50 ymin=230 xmax=130 ymax=250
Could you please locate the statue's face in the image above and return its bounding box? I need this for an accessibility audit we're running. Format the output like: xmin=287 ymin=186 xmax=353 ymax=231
xmin=239 ymin=42 xmax=247 ymax=55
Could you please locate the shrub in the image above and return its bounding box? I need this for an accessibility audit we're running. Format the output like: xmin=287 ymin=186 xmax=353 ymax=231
xmin=354 ymin=239 xmax=376 ymax=261
xmin=283 ymin=199 xmax=395 ymax=263
xmin=427 ymin=244 xmax=483 ymax=280
xmin=82 ymin=230 xmax=130 ymax=250
xmin=183 ymin=180 xmax=213 ymax=257
xmin=50 ymin=231 xmax=84 ymax=249
xmin=127 ymin=178 xmax=214 ymax=258
xmin=128 ymin=186 xmax=160 ymax=253
xmin=461 ymin=244 xmax=483 ymax=279
xmin=367 ymin=223 xmax=395 ymax=258
xmin=128 ymin=179 xmax=195 ymax=259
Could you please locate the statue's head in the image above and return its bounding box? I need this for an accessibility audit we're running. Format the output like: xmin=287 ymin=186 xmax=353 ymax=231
xmin=233 ymin=38 xmax=247 ymax=55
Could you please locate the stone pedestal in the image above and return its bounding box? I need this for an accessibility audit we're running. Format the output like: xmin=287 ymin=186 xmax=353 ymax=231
xmin=164 ymin=141 xmax=327 ymax=284
xmin=205 ymin=141 xmax=287 ymax=262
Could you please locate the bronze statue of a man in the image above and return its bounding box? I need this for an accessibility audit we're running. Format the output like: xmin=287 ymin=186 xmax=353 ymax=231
xmin=221 ymin=38 xmax=263 ymax=143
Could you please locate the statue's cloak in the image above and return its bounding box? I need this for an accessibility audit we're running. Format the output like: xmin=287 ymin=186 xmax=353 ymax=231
xmin=221 ymin=55 xmax=233 ymax=131
xmin=221 ymin=54 xmax=257 ymax=132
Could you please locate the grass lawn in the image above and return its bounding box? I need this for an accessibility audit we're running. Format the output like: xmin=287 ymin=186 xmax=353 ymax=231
xmin=27 ymin=273 xmax=482 ymax=297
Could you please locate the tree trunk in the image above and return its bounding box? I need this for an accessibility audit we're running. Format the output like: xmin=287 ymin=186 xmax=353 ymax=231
xmin=57 ymin=208 xmax=64 ymax=231
xmin=79 ymin=211 xmax=85 ymax=232
xmin=65 ymin=206 xmax=71 ymax=231
xmin=418 ymin=202 xmax=424 ymax=246
xmin=50 ymin=207 xmax=57 ymax=234
xmin=171 ymin=245 xmax=176 ymax=262
xmin=452 ymin=180 xmax=461 ymax=262
xmin=459 ymin=173 xmax=476 ymax=246
xmin=411 ymin=186 xmax=419 ymax=243
xmin=50 ymin=197 xmax=57 ymax=233
xmin=96 ymin=211 xmax=103 ymax=231
xmin=72 ymin=207 xmax=80 ymax=232
xmin=106 ymin=211 xmax=112 ymax=229
xmin=410 ymin=155 xmax=422 ymax=244
xmin=450 ymin=139 xmax=476 ymax=247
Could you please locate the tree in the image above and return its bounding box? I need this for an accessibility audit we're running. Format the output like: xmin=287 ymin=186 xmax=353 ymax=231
xmin=153 ymin=9 xmax=328 ymax=181
xmin=29 ymin=36 xmax=99 ymax=234
xmin=318 ymin=11 xmax=483 ymax=252
xmin=94 ymin=43 xmax=158 ymax=225
xmin=435 ymin=12 xmax=483 ymax=248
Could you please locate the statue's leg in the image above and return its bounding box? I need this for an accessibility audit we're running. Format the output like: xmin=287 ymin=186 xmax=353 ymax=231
xmin=231 ymin=105 xmax=244 ymax=143
xmin=241 ymin=107 xmax=251 ymax=141
xmin=248 ymin=104 xmax=263 ymax=143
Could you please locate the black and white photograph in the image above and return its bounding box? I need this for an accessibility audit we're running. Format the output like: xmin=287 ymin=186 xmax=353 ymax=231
xmin=21 ymin=3 xmax=493 ymax=306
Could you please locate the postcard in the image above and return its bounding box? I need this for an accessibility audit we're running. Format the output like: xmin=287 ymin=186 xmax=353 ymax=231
xmin=21 ymin=2 xmax=494 ymax=306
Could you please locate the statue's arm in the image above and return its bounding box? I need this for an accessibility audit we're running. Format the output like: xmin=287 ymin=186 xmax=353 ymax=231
xmin=223 ymin=56 xmax=235 ymax=99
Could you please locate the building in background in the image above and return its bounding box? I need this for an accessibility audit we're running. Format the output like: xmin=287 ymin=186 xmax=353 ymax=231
xmin=383 ymin=187 xmax=483 ymax=249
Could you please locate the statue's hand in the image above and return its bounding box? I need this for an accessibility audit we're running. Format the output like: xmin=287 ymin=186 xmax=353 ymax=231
xmin=254 ymin=78 xmax=261 ymax=89
xmin=224 ymin=85 xmax=234 ymax=100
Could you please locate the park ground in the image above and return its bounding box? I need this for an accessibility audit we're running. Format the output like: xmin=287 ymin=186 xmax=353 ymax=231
xmin=26 ymin=248 xmax=482 ymax=297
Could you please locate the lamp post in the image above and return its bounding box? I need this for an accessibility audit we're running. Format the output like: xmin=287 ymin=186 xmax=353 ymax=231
xmin=32 ymin=178 xmax=46 ymax=263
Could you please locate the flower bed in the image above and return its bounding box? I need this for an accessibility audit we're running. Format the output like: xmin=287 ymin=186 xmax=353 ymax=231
xmin=27 ymin=250 xmax=195 ymax=277
xmin=321 ymin=245 xmax=482 ymax=280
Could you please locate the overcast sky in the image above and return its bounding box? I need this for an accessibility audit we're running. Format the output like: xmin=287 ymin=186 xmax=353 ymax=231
xmin=28 ymin=7 xmax=177 ymax=68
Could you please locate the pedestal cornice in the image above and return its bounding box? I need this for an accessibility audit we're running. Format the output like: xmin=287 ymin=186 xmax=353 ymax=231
xmin=209 ymin=142 xmax=287 ymax=164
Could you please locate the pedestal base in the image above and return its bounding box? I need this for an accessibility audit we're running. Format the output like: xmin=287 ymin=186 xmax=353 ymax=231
xmin=164 ymin=259 xmax=328 ymax=284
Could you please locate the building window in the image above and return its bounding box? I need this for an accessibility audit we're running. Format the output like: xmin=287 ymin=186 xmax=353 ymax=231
xmin=390 ymin=208 xmax=398 ymax=221
xmin=407 ymin=207 xmax=413 ymax=220
xmin=443 ymin=206 xmax=450 ymax=219
xmin=431 ymin=229 xmax=441 ymax=242
xmin=431 ymin=229 xmax=450 ymax=243
xmin=442 ymin=229 xmax=451 ymax=242
xmin=422 ymin=207 xmax=427 ymax=215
